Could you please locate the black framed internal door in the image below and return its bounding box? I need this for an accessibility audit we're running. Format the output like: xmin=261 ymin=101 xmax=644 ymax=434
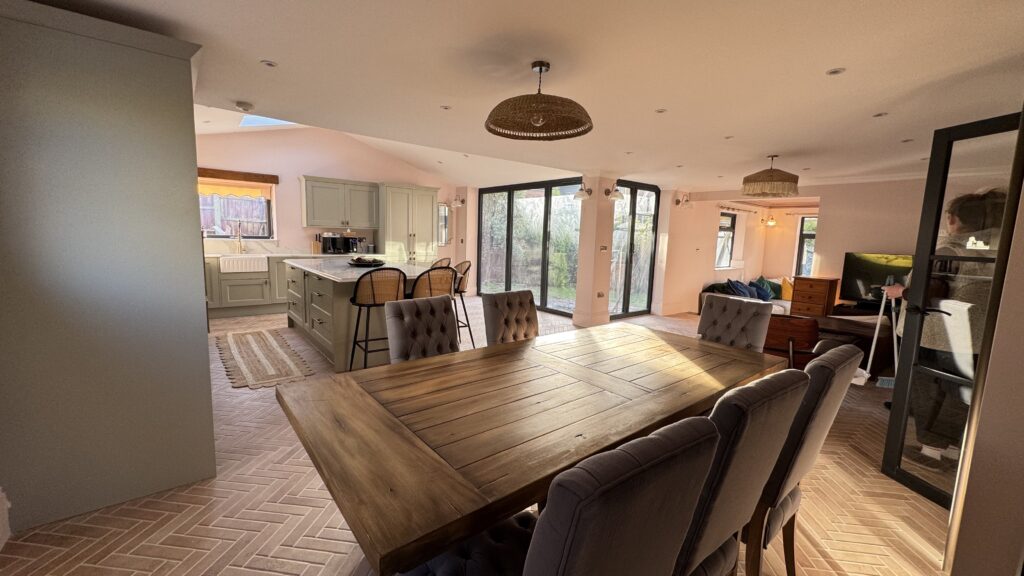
xmin=477 ymin=178 xmax=583 ymax=316
xmin=608 ymin=180 xmax=660 ymax=318
xmin=882 ymin=109 xmax=1023 ymax=511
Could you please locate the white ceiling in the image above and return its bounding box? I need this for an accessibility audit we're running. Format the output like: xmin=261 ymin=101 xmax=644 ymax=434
xmin=193 ymin=105 xmax=304 ymax=135
xmin=49 ymin=0 xmax=1024 ymax=191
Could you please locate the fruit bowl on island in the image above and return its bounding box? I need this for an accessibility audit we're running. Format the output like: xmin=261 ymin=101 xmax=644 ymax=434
xmin=348 ymin=255 xmax=385 ymax=268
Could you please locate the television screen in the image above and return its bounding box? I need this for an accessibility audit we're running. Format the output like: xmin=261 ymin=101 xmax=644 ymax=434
xmin=839 ymin=253 xmax=913 ymax=303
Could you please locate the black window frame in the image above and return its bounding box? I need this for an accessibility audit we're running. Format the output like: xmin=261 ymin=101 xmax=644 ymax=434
xmin=794 ymin=216 xmax=818 ymax=276
xmin=476 ymin=177 xmax=584 ymax=317
xmin=715 ymin=212 xmax=737 ymax=269
xmin=608 ymin=180 xmax=661 ymax=319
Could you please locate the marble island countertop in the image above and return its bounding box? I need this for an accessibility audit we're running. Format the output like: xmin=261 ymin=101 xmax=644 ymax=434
xmin=283 ymin=258 xmax=433 ymax=283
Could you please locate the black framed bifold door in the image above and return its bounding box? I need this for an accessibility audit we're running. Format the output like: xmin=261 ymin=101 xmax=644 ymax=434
xmin=609 ymin=181 xmax=660 ymax=318
xmin=882 ymin=109 xmax=1023 ymax=512
xmin=477 ymin=178 xmax=583 ymax=316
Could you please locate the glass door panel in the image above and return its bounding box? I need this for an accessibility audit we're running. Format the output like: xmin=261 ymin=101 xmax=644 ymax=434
xmin=545 ymin=184 xmax=582 ymax=313
xmin=479 ymin=192 xmax=508 ymax=293
xmin=883 ymin=112 xmax=1022 ymax=516
xmin=608 ymin=186 xmax=632 ymax=315
xmin=510 ymin=189 xmax=545 ymax=298
xmin=628 ymin=189 xmax=657 ymax=313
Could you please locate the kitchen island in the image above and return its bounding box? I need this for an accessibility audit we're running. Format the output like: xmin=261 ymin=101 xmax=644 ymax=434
xmin=283 ymin=258 xmax=433 ymax=372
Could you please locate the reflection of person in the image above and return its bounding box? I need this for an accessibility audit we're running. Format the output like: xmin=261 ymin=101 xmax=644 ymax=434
xmin=884 ymin=187 xmax=1006 ymax=466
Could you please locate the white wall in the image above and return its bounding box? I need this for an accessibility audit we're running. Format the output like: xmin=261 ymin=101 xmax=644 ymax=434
xmin=0 ymin=3 xmax=215 ymax=531
xmin=195 ymin=128 xmax=458 ymax=259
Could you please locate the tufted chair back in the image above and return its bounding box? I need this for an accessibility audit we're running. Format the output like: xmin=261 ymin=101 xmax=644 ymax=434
xmin=453 ymin=260 xmax=472 ymax=294
xmin=697 ymin=294 xmax=773 ymax=352
xmin=384 ymin=295 xmax=460 ymax=364
xmin=525 ymin=417 xmax=719 ymax=576
xmin=482 ymin=290 xmax=539 ymax=345
xmin=430 ymin=257 xmax=452 ymax=268
xmin=675 ymin=370 xmax=809 ymax=576
xmin=410 ymin=267 xmax=457 ymax=299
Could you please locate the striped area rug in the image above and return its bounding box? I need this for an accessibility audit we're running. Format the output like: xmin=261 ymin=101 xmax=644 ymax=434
xmin=215 ymin=329 xmax=315 ymax=389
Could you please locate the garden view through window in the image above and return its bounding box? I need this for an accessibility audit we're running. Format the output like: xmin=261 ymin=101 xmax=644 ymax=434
xmin=198 ymin=178 xmax=274 ymax=239
xmin=715 ymin=212 xmax=736 ymax=269
xmin=796 ymin=216 xmax=818 ymax=276
xmin=478 ymin=179 xmax=583 ymax=315
xmin=609 ymin=182 xmax=659 ymax=316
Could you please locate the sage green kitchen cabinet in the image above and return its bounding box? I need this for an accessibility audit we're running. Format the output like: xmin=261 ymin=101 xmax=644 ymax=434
xmin=204 ymin=257 xmax=221 ymax=307
xmin=301 ymin=176 xmax=379 ymax=229
xmin=269 ymin=257 xmax=289 ymax=303
xmin=379 ymin=184 xmax=437 ymax=263
xmin=220 ymin=274 xmax=272 ymax=307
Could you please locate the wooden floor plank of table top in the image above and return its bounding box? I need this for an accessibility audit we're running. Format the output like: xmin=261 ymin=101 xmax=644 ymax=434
xmin=436 ymin=390 xmax=629 ymax=470
xmin=413 ymin=381 xmax=602 ymax=447
xmin=277 ymin=324 xmax=786 ymax=576
xmin=402 ymin=372 xmax=582 ymax=432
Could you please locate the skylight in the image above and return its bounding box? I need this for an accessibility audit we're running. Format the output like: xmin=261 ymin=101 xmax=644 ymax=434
xmin=239 ymin=114 xmax=296 ymax=127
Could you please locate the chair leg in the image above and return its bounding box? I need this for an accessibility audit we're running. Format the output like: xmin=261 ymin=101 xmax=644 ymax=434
xmin=745 ymin=503 xmax=769 ymax=576
xmin=452 ymin=296 xmax=462 ymax=343
xmin=783 ymin=512 xmax=797 ymax=576
xmin=461 ymin=292 xmax=475 ymax=348
xmin=363 ymin=306 xmax=371 ymax=369
xmin=349 ymin=306 xmax=362 ymax=372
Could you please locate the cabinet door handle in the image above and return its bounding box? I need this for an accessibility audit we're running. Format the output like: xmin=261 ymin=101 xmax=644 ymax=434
xmin=264 ymin=279 xmax=269 ymax=284
xmin=312 ymin=291 xmax=323 ymax=297
xmin=314 ymin=318 xmax=324 ymax=325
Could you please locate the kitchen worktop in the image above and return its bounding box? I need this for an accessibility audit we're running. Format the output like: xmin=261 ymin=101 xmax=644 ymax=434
xmin=283 ymin=258 xmax=432 ymax=283
xmin=205 ymin=253 xmax=386 ymax=258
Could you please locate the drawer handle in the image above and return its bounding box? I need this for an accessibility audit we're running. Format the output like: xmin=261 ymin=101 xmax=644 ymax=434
xmin=312 ymin=291 xmax=323 ymax=297
xmin=314 ymin=318 xmax=324 ymax=325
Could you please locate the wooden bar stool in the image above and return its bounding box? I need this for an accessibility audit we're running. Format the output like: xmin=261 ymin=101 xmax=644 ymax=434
xmin=452 ymin=260 xmax=475 ymax=348
xmin=408 ymin=266 xmax=457 ymax=299
xmin=430 ymin=257 xmax=451 ymax=268
xmin=349 ymin=267 xmax=407 ymax=371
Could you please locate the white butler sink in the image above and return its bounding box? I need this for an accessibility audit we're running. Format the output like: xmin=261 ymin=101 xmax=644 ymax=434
xmin=219 ymin=255 xmax=269 ymax=273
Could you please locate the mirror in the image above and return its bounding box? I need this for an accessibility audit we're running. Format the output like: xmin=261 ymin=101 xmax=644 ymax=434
xmin=438 ymin=203 xmax=450 ymax=246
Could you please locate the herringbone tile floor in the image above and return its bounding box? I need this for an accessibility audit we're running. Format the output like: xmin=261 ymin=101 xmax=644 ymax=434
xmin=1 ymin=299 xmax=949 ymax=576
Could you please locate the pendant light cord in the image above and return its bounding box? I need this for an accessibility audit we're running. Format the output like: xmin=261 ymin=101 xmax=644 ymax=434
xmin=537 ymin=68 xmax=543 ymax=94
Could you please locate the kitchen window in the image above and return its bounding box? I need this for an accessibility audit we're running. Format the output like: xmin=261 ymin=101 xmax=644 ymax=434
xmin=199 ymin=178 xmax=274 ymax=239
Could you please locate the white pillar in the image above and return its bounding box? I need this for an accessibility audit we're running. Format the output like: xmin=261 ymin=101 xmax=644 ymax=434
xmin=572 ymin=175 xmax=618 ymax=327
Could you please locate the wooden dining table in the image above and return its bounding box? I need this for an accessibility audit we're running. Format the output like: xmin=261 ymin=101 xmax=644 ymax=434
xmin=276 ymin=322 xmax=787 ymax=575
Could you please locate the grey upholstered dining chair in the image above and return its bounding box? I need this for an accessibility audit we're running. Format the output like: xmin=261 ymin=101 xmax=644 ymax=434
xmin=399 ymin=416 xmax=721 ymax=576
xmin=697 ymin=293 xmax=773 ymax=352
xmin=482 ymin=290 xmax=539 ymax=345
xmin=383 ymin=295 xmax=460 ymax=364
xmin=743 ymin=344 xmax=863 ymax=576
xmin=674 ymin=369 xmax=810 ymax=576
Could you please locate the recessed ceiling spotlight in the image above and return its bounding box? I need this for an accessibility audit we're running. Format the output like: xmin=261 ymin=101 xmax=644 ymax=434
xmin=440 ymin=105 xmax=452 ymax=110
xmin=872 ymin=112 xmax=889 ymax=118
xmin=675 ymin=164 xmax=684 ymax=168
xmin=724 ymin=135 xmax=734 ymax=140
xmin=901 ymin=138 xmax=915 ymax=143
xmin=202 ymin=120 xmax=211 ymax=124
xmin=920 ymin=157 xmax=929 ymax=161
xmin=625 ymin=151 xmax=633 ymax=155
xmin=463 ymin=153 xmax=469 ymax=158
xmin=234 ymin=101 xmax=254 ymax=113
xmin=655 ymin=108 xmax=667 ymax=114
xmin=802 ymin=167 xmax=811 ymax=171
xmin=259 ymin=59 xmax=278 ymax=68
xmin=717 ymin=175 xmax=724 ymax=178
xmin=825 ymin=67 xmax=847 ymax=76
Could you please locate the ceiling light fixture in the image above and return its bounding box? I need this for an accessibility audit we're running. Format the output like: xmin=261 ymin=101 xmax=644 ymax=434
xmin=763 ymin=214 xmax=778 ymax=227
xmin=724 ymin=135 xmax=735 ymax=140
xmin=742 ymin=154 xmax=799 ymax=197
xmin=234 ymin=101 xmax=254 ymax=113
xmin=872 ymin=112 xmax=889 ymax=118
xmin=901 ymin=138 xmax=915 ymax=143
xmin=440 ymin=105 xmax=452 ymax=110
xmin=655 ymin=108 xmax=667 ymax=114
xmin=825 ymin=67 xmax=847 ymax=76
xmin=259 ymin=59 xmax=278 ymax=68
xmin=676 ymin=164 xmax=684 ymax=168
xmin=485 ymin=61 xmax=593 ymax=141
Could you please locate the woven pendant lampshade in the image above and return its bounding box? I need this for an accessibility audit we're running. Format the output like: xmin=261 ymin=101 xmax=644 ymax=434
xmin=485 ymin=61 xmax=593 ymax=141
xmin=742 ymin=154 xmax=799 ymax=197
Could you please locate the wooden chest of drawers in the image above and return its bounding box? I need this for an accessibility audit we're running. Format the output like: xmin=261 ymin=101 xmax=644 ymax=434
xmin=790 ymin=277 xmax=839 ymax=317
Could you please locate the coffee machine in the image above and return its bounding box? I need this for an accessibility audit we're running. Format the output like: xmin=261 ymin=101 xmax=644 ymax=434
xmin=319 ymin=232 xmax=359 ymax=254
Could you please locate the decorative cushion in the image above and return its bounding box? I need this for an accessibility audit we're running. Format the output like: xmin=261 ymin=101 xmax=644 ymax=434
xmin=696 ymin=294 xmax=773 ymax=352
xmin=747 ymin=281 xmax=772 ymax=302
xmin=384 ymin=295 xmax=460 ymax=364
xmin=398 ymin=512 xmax=537 ymax=576
xmin=780 ymin=277 xmax=794 ymax=301
xmin=725 ymin=279 xmax=753 ymax=298
xmin=482 ymin=291 xmax=539 ymax=345
xmin=766 ymin=280 xmax=783 ymax=300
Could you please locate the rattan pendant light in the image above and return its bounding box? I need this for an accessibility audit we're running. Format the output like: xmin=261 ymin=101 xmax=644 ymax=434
xmin=742 ymin=154 xmax=799 ymax=197
xmin=485 ymin=61 xmax=593 ymax=141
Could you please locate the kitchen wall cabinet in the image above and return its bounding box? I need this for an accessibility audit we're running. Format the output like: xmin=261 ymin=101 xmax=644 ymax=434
xmin=301 ymin=176 xmax=379 ymax=229
xmin=379 ymin=184 xmax=438 ymax=263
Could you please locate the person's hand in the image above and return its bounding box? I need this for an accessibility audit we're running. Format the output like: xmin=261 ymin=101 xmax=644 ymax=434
xmin=882 ymin=284 xmax=905 ymax=299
